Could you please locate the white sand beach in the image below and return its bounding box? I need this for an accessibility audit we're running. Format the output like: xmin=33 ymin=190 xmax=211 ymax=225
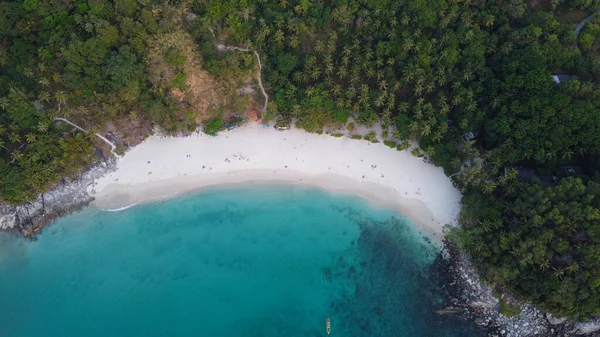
xmin=91 ymin=123 xmax=462 ymax=238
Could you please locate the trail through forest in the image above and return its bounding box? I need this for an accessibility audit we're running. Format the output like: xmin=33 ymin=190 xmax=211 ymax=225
xmin=574 ymin=9 xmax=600 ymax=37
xmin=53 ymin=118 xmax=120 ymax=158
xmin=217 ymin=44 xmax=268 ymax=113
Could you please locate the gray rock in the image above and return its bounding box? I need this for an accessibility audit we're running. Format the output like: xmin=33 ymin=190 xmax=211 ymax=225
xmin=0 ymin=160 xmax=115 ymax=237
xmin=546 ymin=313 xmax=568 ymax=325
xmin=570 ymin=320 xmax=600 ymax=335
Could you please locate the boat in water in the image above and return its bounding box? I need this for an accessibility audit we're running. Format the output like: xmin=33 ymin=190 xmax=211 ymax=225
xmin=326 ymin=317 xmax=331 ymax=335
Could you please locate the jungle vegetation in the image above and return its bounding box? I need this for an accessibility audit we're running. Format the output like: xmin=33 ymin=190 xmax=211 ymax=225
xmin=2 ymin=0 xmax=600 ymax=319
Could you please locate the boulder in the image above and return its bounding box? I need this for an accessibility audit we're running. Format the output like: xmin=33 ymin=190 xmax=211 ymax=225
xmin=546 ymin=313 xmax=568 ymax=325
xmin=570 ymin=320 xmax=600 ymax=335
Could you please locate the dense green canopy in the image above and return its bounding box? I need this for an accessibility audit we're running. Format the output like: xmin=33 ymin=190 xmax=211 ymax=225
xmin=2 ymin=0 xmax=600 ymax=318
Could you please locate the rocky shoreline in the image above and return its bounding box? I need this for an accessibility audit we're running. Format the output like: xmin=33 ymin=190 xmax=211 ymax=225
xmin=442 ymin=240 xmax=600 ymax=336
xmin=1 ymin=157 xmax=599 ymax=336
xmin=0 ymin=159 xmax=115 ymax=238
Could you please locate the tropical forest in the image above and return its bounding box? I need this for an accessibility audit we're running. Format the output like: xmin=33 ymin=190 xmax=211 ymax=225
xmin=1 ymin=0 xmax=600 ymax=320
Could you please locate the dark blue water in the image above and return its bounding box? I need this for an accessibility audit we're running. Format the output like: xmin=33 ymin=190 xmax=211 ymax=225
xmin=0 ymin=184 xmax=479 ymax=336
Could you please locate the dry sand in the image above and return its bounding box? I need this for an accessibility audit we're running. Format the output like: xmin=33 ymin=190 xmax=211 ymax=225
xmin=91 ymin=123 xmax=462 ymax=239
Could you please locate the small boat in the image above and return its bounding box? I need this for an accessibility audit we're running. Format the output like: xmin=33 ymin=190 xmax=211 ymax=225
xmin=326 ymin=317 xmax=331 ymax=335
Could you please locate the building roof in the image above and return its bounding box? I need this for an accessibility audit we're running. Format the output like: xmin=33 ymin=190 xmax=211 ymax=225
xmin=516 ymin=168 xmax=535 ymax=181
xmin=552 ymin=74 xmax=571 ymax=84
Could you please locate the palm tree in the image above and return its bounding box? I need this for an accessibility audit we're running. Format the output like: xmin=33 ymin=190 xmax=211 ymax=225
xmin=0 ymin=97 xmax=8 ymax=110
xmin=305 ymin=86 xmax=315 ymax=97
xmin=346 ymin=86 xmax=356 ymax=100
xmin=52 ymin=72 xmax=62 ymax=83
xmin=462 ymin=71 xmax=472 ymax=83
xmin=421 ymin=124 xmax=432 ymax=137
xmin=378 ymin=79 xmax=388 ymax=91
xmin=538 ymin=260 xmax=550 ymax=271
xmin=39 ymin=77 xmax=50 ymax=87
xmin=289 ymin=35 xmax=300 ymax=48
xmin=566 ymin=262 xmax=579 ymax=275
xmin=314 ymin=40 xmax=325 ymax=54
xmin=451 ymin=95 xmax=462 ymax=106
xmin=332 ymin=84 xmax=342 ymax=97
xmin=23 ymin=67 xmax=34 ymax=78
xmin=25 ymin=133 xmax=37 ymax=144
xmin=400 ymin=15 xmax=410 ymax=26
xmin=397 ymin=102 xmax=410 ymax=114
xmin=483 ymin=181 xmax=497 ymax=194
xmin=366 ymin=68 xmax=375 ymax=79
xmin=491 ymin=97 xmax=502 ymax=109
xmin=291 ymin=105 xmax=302 ymax=117
xmin=38 ymin=121 xmax=49 ymax=133
xmin=274 ymin=30 xmax=285 ymax=44
xmin=310 ymin=67 xmax=321 ymax=80
xmin=450 ymin=157 xmax=462 ymax=170
xmin=466 ymin=101 xmax=477 ymax=112
xmin=292 ymin=71 xmax=303 ymax=83
xmin=500 ymin=42 xmax=513 ymax=56
xmin=341 ymin=55 xmax=350 ymax=67
xmin=55 ymin=91 xmax=67 ymax=105
xmin=9 ymin=132 xmax=21 ymax=144
xmin=562 ymin=149 xmax=574 ymax=160
xmin=239 ymin=7 xmax=253 ymax=22
xmin=402 ymin=39 xmax=414 ymax=52
xmin=485 ymin=15 xmax=495 ymax=28
xmin=11 ymin=150 xmax=24 ymax=163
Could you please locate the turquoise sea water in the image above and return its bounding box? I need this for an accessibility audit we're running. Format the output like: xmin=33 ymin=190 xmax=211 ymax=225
xmin=0 ymin=184 xmax=479 ymax=337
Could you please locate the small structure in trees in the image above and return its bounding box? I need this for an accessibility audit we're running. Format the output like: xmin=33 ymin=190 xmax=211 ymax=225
xmin=552 ymin=74 xmax=571 ymax=84
xmin=463 ymin=132 xmax=475 ymax=142
xmin=509 ymin=167 xmax=557 ymax=188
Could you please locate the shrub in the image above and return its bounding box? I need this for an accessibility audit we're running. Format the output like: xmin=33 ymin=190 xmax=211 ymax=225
xmin=365 ymin=130 xmax=378 ymax=142
xmin=384 ymin=140 xmax=396 ymax=148
xmin=499 ymin=299 xmax=522 ymax=318
xmin=203 ymin=118 xmax=224 ymax=134
xmin=351 ymin=135 xmax=362 ymax=140
xmin=411 ymin=147 xmax=424 ymax=157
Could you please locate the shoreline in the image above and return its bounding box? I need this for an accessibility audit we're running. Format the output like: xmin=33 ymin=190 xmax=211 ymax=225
xmin=93 ymin=170 xmax=446 ymax=241
xmin=90 ymin=122 xmax=462 ymax=241
xmin=3 ymin=122 xmax=599 ymax=335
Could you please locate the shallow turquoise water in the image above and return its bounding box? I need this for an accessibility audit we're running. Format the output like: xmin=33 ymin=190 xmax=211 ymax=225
xmin=0 ymin=184 xmax=479 ymax=336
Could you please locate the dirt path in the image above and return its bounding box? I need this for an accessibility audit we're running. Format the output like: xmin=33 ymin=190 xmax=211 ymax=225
xmin=53 ymin=118 xmax=120 ymax=158
xmin=575 ymin=9 xmax=600 ymax=38
xmin=217 ymin=44 xmax=268 ymax=113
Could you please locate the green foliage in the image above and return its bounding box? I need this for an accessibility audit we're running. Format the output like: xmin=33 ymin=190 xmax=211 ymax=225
xmin=499 ymin=299 xmax=522 ymax=318
xmin=351 ymin=135 xmax=362 ymax=140
xmin=203 ymin=118 xmax=224 ymax=134
xmin=163 ymin=48 xmax=186 ymax=67
xmin=276 ymin=53 xmax=298 ymax=76
xmin=365 ymin=130 xmax=378 ymax=143
xmin=384 ymin=140 xmax=397 ymax=149
xmin=5 ymin=0 xmax=600 ymax=319
xmin=330 ymin=133 xmax=344 ymax=138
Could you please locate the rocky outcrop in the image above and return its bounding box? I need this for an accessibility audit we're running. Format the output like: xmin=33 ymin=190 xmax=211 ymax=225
xmin=445 ymin=240 xmax=600 ymax=336
xmin=547 ymin=313 xmax=569 ymax=326
xmin=570 ymin=321 xmax=600 ymax=335
xmin=0 ymin=160 xmax=115 ymax=238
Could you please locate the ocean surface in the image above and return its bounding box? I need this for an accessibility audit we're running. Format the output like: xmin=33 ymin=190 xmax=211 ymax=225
xmin=0 ymin=184 xmax=479 ymax=337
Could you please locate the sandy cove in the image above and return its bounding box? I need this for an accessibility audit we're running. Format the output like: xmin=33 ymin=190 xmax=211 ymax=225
xmin=91 ymin=123 xmax=461 ymax=239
